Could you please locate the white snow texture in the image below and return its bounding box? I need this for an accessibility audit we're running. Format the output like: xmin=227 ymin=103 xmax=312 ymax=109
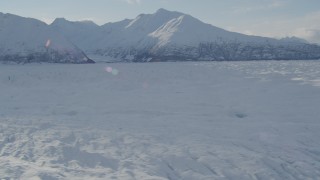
xmin=1 ymin=61 xmax=320 ymax=179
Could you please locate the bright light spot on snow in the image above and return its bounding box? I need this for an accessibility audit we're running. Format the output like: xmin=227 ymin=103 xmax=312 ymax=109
xmin=45 ymin=39 xmax=51 ymax=48
xmin=105 ymin=66 xmax=119 ymax=76
xmin=105 ymin=66 xmax=113 ymax=73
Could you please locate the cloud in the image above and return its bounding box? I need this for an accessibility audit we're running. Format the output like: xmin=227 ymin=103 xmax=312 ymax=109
xmin=125 ymin=0 xmax=141 ymax=4
xmin=269 ymin=0 xmax=286 ymax=8
xmin=227 ymin=9 xmax=320 ymax=44
xmin=293 ymin=28 xmax=320 ymax=44
xmin=290 ymin=11 xmax=320 ymax=44
xmin=232 ymin=0 xmax=286 ymax=13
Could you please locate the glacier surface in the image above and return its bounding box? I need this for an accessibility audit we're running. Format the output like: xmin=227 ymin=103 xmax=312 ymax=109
xmin=0 ymin=61 xmax=320 ymax=179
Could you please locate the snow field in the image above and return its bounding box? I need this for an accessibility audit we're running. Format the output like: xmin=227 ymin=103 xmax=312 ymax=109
xmin=1 ymin=61 xmax=320 ymax=179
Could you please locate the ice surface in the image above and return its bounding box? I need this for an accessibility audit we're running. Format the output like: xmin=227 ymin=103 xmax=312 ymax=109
xmin=1 ymin=61 xmax=320 ymax=179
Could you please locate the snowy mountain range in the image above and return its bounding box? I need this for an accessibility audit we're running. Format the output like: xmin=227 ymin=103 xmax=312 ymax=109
xmin=1 ymin=9 xmax=320 ymax=63
xmin=0 ymin=12 xmax=93 ymax=64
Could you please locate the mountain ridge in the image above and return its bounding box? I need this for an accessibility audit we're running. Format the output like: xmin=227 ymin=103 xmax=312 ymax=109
xmin=1 ymin=9 xmax=320 ymax=63
xmin=0 ymin=12 xmax=94 ymax=63
xmin=50 ymin=9 xmax=320 ymax=62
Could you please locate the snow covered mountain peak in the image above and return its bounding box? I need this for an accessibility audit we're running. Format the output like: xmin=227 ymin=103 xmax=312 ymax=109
xmin=0 ymin=12 xmax=47 ymax=27
xmin=149 ymin=13 xmax=248 ymax=48
xmin=124 ymin=8 xmax=184 ymax=32
xmin=0 ymin=13 xmax=93 ymax=63
xmin=51 ymin=18 xmax=71 ymax=26
xmin=80 ymin=20 xmax=97 ymax=26
xmin=156 ymin=8 xmax=171 ymax=14
xmin=52 ymin=17 xmax=68 ymax=23
xmin=148 ymin=15 xmax=185 ymax=47
xmin=1 ymin=10 xmax=320 ymax=63
xmin=155 ymin=8 xmax=184 ymax=17
xmin=50 ymin=9 xmax=320 ymax=62
xmin=51 ymin=17 xmax=98 ymax=27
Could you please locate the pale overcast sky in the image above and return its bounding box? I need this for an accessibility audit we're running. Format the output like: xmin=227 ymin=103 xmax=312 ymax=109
xmin=1 ymin=0 xmax=320 ymax=43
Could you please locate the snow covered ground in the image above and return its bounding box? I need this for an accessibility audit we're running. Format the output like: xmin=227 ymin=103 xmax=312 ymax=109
xmin=1 ymin=61 xmax=320 ymax=179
